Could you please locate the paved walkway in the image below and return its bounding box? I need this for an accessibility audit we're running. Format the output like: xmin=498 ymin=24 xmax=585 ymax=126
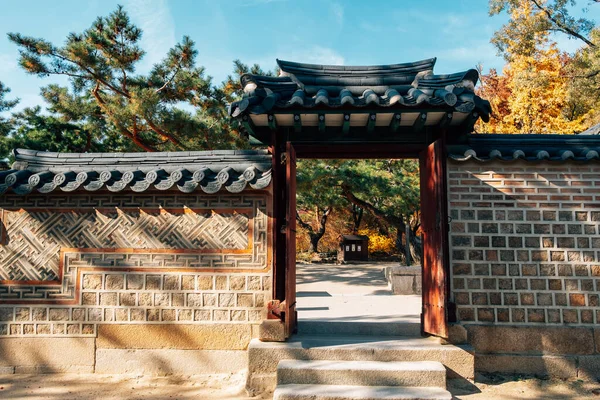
xmin=296 ymin=262 xmax=420 ymax=323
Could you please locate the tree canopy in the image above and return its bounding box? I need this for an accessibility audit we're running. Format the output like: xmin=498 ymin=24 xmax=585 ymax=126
xmin=479 ymin=0 xmax=600 ymax=133
xmin=8 ymin=5 xmax=245 ymax=153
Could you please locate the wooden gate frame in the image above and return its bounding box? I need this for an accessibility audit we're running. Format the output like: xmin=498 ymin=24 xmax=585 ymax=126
xmin=268 ymin=136 xmax=451 ymax=339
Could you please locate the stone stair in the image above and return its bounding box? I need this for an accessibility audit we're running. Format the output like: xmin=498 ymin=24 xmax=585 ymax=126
xmin=273 ymin=360 xmax=451 ymax=400
xmin=273 ymin=384 xmax=451 ymax=400
xmin=247 ymin=333 xmax=474 ymax=395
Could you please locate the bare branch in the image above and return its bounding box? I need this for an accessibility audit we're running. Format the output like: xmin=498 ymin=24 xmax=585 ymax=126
xmin=530 ymin=0 xmax=597 ymax=47
xmin=156 ymin=61 xmax=183 ymax=93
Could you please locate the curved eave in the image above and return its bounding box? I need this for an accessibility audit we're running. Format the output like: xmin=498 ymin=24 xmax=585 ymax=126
xmin=2 ymin=149 xmax=273 ymax=196
xmin=230 ymin=64 xmax=490 ymax=123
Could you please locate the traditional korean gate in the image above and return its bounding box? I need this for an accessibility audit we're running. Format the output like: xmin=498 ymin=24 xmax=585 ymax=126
xmin=419 ymin=138 xmax=450 ymax=338
xmin=230 ymin=58 xmax=490 ymax=341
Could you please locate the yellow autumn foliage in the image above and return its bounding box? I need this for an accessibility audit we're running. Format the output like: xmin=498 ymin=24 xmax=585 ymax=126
xmin=479 ymin=1 xmax=592 ymax=134
xmin=357 ymin=229 xmax=395 ymax=254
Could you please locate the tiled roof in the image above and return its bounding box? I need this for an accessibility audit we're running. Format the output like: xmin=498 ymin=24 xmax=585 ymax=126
xmin=448 ymin=134 xmax=600 ymax=162
xmin=229 ymin=58 xmax=491 ymax=121
xmin=0 ymin=149 xmax=272 ymax=195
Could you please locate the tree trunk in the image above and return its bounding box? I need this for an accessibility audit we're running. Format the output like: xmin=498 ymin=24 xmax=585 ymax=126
xmin=308 ymin=234 xmax=320 ymax=254
xmin=296 ymin=207 xmax=332 ymax=254
xmin=351 ymin=204 xmax=363 ymax=234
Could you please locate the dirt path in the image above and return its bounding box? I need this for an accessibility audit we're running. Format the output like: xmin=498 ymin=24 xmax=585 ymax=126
xmin=1 ymin=373 xmax=599 ymax=399
xmin=0 ymin=373 xmax=270 ymax=400
xmin=450 ymin=373 xmax=600 ymax=399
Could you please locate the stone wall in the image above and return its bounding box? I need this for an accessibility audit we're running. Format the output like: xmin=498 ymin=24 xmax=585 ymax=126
xmin=0 ymin=192 xmax=271 ymax=374
xmin=448 ymin=160 xmax=600 ymax=377
xmin=448 ymin=161 xmax=600 ymax=326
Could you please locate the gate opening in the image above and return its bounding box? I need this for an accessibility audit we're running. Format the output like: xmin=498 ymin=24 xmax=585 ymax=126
xmin=294 ymin=157 xmax=423 ymax=334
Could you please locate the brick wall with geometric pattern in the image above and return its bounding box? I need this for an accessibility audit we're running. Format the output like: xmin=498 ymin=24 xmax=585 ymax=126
xmin=0 ymin=192 xmax=271 ymax=337
xmin=448 ymin=161 xmax=600 ymax=326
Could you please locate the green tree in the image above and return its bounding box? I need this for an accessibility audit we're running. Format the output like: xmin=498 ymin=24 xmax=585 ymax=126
xmin=490 ymin=0 xmax=598 ymax=59
xmin=0 ymin=82 xmax=19 ymax=158
xmin=295 ymin=159 xmax=421 ymax=261
xmin=336 ymin=159 xmax=421 ymax=261
xmin=296 ymin=159 xmax=345 ymax=254
xmin=8 ymin=106 xmax=126 ymax=157
xmin=8 ymin=5 xmax=242 ymax=152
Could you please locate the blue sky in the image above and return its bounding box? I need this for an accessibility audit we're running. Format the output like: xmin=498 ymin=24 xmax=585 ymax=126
xmin=1 ymin=0 xmax=598 ymax=111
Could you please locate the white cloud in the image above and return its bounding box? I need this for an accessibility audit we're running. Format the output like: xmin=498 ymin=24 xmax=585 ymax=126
xmin=124 ymin=0 xmax=177 ymax=74
xmin=232 ymin=46 xmax=344 ymax=82
xmin=437 ymin=42 xmax=504 ymax=73
xmin=330 ymin=2 xmax=344 ymax=26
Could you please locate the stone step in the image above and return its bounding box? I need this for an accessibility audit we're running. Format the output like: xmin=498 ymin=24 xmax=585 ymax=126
xmin=273 ymin=384 xmax=452 ymax=400
xmin=247 ymin=335 xmax=473 ymax=393
xmin=277 ymin=360 xmax=446 ymax=387
xmin=297 ymin=320 xmax=421 ymax=337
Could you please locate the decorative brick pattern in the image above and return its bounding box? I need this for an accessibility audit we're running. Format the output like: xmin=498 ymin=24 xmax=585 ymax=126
xmin=448 ymin=162 xmax=600 ymax=326
xmin=0 ymin=194 xmax=268 ymax=302
xmin=0 ymin=192 xmax=271 ymax=336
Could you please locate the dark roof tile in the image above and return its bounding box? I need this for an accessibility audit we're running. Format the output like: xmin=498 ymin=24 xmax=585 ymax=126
xmin=449 ymin=134 xmax=600 ymax=163
xmin=230 ymin=58 xmax=491 ymax=121
xmin=0 ymin=149 xmax=272 ymax=195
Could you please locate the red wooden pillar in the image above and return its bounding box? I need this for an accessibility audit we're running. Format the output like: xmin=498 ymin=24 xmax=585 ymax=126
xmin=284 ymin=142 xmax=297 ymax=336
xmin=269 ymin=132 xmax=287 ymax=313
xmin=268 ymin=135 xmax=298 ymax=337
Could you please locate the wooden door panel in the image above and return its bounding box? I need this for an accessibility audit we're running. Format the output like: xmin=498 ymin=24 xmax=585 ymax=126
xmin=419 ymin=138 xmax=449 ymax=338
xmin=285 ymin=141 xmax=297 ymax=337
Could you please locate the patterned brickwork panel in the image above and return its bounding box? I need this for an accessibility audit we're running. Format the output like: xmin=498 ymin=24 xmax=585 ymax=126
xmin=0 ymin=192 xmax=272 ymax=337
xmin=0 ymin=193 xmax=269 ymax=302
xmin=0 ymin=209 xmax=250 ymax=282
xmin=448 ymin=161 xmax=600 ymax=326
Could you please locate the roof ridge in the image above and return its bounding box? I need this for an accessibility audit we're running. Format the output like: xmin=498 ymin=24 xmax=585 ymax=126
xmin=276 ymin=58 xmax=437 ymax=75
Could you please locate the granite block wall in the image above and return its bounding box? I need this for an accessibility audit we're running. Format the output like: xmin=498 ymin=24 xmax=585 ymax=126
xmin=448 ymin=161 xmax=600 ymax=326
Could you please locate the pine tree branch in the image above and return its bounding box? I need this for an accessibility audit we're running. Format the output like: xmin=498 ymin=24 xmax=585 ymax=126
xmin=52 ymin=51 xmax=131 ymax=98
xmin=92 ymin=83 xmax=156 ymax=152
xmin=340 ymin=184 xmax=405 ymax=230
xmin=145 ymin=117 xmax=184 ymax=150
xmin=91 ymin=82 xmax=105 ymax=105
xmin=530 ymin=0 xmax=597 ymax=47
xmin=156 ymin=62 xmax=183 ymax=93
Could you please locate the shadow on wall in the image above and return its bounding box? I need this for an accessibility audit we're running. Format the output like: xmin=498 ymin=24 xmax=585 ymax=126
xmin=448 ymin=162 xmax=600 ymax=379
xmin=0 ymin=322 xmax=250 ymax=375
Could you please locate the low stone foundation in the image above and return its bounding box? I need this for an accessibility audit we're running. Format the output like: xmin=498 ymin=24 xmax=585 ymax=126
xmin=450 ymin=324 xmax=600 ymax=380
xmin=0 ymin=324 xmax=256 ymax=375
xmin=385 ymin=266 xmax=422 ymax=295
